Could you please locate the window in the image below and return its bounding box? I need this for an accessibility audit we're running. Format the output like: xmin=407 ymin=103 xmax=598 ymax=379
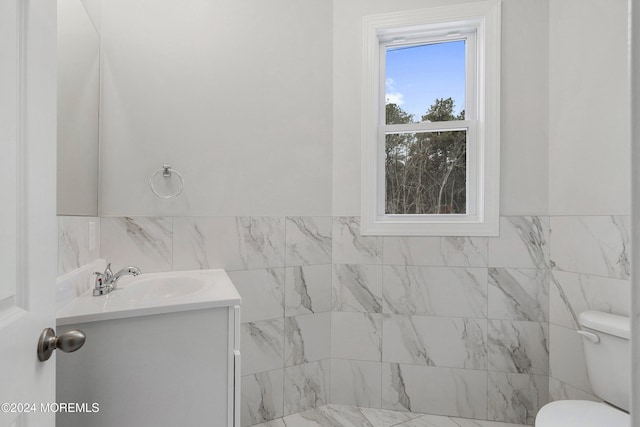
xmin=361 ymin=1 xmax=501 ymax=236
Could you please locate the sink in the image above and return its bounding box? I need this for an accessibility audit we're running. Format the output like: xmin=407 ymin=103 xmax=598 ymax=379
xmin=115 ymin=273 xmax=211 ymax=303
xmin=57 ymin=268 xmax=241 ymax=325
xmin=56 ymin=267 xmax=242 ymax=427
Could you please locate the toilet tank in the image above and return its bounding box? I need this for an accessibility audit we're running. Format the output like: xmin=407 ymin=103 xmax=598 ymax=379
xmin=578 ymin=310 xmax=630 ymax=412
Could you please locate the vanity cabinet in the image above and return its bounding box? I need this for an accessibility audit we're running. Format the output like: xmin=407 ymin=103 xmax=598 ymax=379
xmin=55 ymin=269 xmax=241 ymax=427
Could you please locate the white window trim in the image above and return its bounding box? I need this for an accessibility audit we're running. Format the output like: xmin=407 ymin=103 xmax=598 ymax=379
xmin=361 ymin=1 xmax=501 ymax=236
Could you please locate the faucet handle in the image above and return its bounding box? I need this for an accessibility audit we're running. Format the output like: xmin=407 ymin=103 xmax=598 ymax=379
xmin=99 ymin=263 xmax=113 ymax=283
xmin=93 ymin=271 xmax=104 ymax=285
xmin=92 ymin=272 xmax=113 ymax=296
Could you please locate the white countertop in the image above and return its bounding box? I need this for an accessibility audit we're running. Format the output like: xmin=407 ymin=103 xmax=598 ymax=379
xmin=57 ymin=269 xmax=241 ymax=326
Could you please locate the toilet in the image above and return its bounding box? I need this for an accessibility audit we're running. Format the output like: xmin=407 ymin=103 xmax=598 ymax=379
xmin=536 ymin=310 xmax=630 ymax=426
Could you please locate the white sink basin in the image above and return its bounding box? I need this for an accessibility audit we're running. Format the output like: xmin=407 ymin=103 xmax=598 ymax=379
xmin=115 ymin=273 xmax=211 ymax=303
xmin=57 ymin=269 xmax=241 ymax=325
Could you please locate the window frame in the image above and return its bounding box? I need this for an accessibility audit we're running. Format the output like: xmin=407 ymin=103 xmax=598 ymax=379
xmin=361 ymin=1 xmax=501 ymax=236
xmin=380 ymin=34 xmax=477 ymax=218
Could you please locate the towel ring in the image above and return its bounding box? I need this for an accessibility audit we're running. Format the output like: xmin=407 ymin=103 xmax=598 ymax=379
xmin=150 ymin=165 xmax=184 ymax=199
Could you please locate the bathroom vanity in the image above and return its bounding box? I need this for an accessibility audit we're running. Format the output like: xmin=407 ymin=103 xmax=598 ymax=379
xmin=56 ymin=269 xmax=241 ymax=427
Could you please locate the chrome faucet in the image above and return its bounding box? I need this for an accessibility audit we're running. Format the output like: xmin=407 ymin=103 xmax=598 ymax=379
xmin=93 ymin=263 xmax=142 ymax=296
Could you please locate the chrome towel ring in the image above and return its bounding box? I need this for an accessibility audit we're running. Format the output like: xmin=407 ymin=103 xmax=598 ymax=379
xmin=150 ymin=164 xmax=184 ymax=199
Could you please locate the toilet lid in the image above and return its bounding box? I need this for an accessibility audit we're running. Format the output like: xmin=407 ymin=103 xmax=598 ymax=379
xmin=536 ymin=400 xmax=629 ymax=427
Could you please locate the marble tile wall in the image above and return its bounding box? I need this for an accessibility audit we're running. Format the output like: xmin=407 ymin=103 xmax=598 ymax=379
xmin=66 ymin=215 xmax=557 ymax=426
xmin=330 ymin=216 xmax=550 ymax=425
xmin=98 ymin=216 xmax=332 ymax=427
xmin=58 ymin=216 xmax=101 ymax=277
xmin=548 ymin=215 xmax=631 ymax=402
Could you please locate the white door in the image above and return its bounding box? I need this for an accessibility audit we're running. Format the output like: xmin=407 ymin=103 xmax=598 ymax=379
xmin=0 ymin=1 xmax=58 ymax=426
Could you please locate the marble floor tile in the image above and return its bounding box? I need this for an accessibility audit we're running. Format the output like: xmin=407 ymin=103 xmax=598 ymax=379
xmin=358 ymin=407 xmax=422 ymax=427
xmin=278 ymin=404 xmax=374 ymax=426
xmin=249 ymin=405 xmax=530 ymax=427
xmin=251 ymin=420 xmax=286 ymax=427
xmin=450 ymin=419 xmax=528 ymax=427
xmin=396 ymin=415 xmax=460 ymax=426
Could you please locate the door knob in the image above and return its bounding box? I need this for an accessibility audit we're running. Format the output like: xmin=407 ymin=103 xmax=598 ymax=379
xmin=37 ymin=328 xmax=86 ymax=361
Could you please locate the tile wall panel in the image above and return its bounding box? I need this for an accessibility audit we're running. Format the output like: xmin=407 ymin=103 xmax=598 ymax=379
xmin=58 ymin=216 xmax=101 ymax=276
xmin=68 ymin=215 xmax=583 ymax=426
xmin=547 ymin=216 xmax=631 ymax=400
xmin=330 ymin=215 xmax=551 ymax=425
xmin=100 ymin=216 xmax=172 ymax=273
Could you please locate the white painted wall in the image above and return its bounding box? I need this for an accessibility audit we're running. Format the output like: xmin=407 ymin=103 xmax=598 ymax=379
xmin=546 ymin=0 xmax=631 ymax=403
xmin=100 ymin=0 xmax=332 ymax=217
xmin=548 ymin=0 xmax=630 ymax=216
xmin=96 ymin=0 xmax=630 ymax=223
xmin=100 ymin=0 xmax=553 ymax=218
xmin=57 ymin=0 xmax=100 ymax=216
xmin=332 ymin=0 xmax=550 ymax=217
xmin=500 ymin=0 xmax=549 ymax=216
xmin=80 ymin=0 xmax=101 ymax=34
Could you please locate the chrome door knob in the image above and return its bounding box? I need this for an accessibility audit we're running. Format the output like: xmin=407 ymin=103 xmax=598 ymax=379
xmin=37 ymin=328 xmax=86 ymax=361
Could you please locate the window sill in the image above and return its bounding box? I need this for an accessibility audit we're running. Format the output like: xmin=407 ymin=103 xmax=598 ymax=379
xmin=360 ymin=215 xmax=500 ymax=236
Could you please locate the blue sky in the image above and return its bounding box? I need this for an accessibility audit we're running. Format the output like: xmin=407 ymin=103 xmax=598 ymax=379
xmin=385 ymin=40 xmax=465 ymax=121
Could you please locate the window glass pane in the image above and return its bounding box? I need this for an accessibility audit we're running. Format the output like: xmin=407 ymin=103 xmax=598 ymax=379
xmin=385 ymin=40 xmax=465 ymax=124
xmin=385 ymin=130 xmax=466 ymax=214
